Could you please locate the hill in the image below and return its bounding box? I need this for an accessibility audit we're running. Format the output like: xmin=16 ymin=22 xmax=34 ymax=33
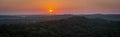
xmin=0 ymin=16 xmax=120 ymax=37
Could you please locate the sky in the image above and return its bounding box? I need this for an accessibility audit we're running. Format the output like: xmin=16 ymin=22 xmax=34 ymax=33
xmin=0 ymin=0 xmax=120 ymax=15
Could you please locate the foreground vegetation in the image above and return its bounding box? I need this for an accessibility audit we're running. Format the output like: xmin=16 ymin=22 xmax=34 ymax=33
xmin=0 ymin=16 xmax=120 ymax=37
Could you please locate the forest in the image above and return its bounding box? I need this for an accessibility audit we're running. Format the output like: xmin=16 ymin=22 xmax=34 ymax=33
xmin=0 ymin=15 xmax=120 ymax=37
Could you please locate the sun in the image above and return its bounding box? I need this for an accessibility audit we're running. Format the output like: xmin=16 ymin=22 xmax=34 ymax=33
xmin=48 ymin=9 xmax=54 ymax=15
xmin=49 ymin=9 xmax=53 ymax=12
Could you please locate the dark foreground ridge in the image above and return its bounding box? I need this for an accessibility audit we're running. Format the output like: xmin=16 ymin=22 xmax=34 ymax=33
xmin=0 ymin=16 xmax=120 ymax=37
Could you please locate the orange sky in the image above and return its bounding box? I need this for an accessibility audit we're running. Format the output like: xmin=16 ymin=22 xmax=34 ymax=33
xmin=0 ymin=0 xmax=120 ymax=14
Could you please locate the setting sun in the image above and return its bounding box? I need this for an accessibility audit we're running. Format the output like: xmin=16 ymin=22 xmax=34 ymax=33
xmin=49 ymin=9 xmax=53 ymax=12
xmin=48 ymin=9 xmax=54 ymax=15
